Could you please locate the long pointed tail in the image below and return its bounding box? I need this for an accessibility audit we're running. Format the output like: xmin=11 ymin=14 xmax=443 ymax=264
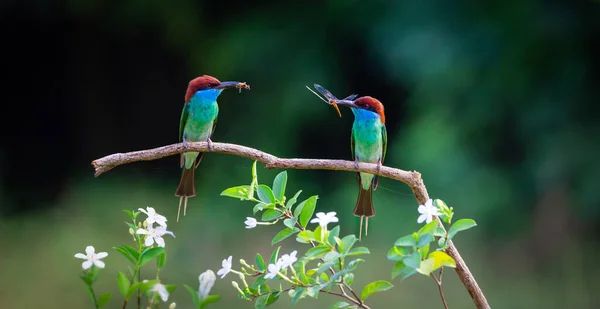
xmin=354 ymin=184 xmax=375 ymax=239
xmin=175 ymin=167 xmax=196 ymax=221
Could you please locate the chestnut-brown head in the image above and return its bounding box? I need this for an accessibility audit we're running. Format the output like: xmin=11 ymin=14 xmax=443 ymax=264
xmin=335 ymin=96 xmax=386 ymax=124
xmin=184 ymin=75 xmax=250 ymax=102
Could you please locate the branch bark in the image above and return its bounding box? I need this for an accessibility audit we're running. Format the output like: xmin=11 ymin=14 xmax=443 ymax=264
xmin=92 ymin=141 xmax=490 ymax=309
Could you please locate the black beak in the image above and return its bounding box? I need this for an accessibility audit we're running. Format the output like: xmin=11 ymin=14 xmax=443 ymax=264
xmin=215 ymin=81 xmax=250 ymax=90
xmin=334 ymin=99 xmax=358 ymax=109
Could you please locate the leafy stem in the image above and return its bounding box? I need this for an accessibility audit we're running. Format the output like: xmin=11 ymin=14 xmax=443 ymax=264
xmin=431 ymin=268 xmax=449 ymax=309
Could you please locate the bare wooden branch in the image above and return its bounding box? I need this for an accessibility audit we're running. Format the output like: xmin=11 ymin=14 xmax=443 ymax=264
xmin=92 ymin=141 xmax=490 ymax=309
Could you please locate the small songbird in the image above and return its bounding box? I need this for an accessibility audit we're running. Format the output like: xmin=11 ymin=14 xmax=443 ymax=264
xmin=176 ymin=75 xmax=250 ymax=221
xmin=309 ymin=85 xmax=386 ymax=238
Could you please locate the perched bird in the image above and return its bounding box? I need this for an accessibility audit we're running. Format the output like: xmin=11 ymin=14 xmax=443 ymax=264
xmin=309 ymin=85 xmax=386 ymax=238
xmin=176 ymin=75 xmax=250 ymax=221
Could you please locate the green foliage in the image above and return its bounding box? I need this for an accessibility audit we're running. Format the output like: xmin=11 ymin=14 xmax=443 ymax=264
xmin=361 ymin=281 xmax=393 ymax=301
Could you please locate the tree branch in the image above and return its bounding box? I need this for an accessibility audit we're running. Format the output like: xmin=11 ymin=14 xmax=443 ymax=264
xmin=91 ymin=141 xmax=490 ymax=309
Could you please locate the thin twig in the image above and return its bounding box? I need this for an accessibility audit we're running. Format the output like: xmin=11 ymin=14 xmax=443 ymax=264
xmin=92 ymin=141 xmax=490 ymax=309
xmin=431 ymin=269 xmax=449 ymax=309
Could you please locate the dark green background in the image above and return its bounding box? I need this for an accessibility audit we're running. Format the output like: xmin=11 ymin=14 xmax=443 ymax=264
xmin=1 ymin=0 xmax=599 ymax=308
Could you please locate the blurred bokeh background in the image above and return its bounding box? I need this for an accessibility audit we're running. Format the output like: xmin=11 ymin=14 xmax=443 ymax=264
xmin=2 ymin=0 xmax=599 ymax=308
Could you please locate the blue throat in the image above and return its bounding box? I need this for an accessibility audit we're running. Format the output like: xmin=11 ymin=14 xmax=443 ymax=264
xmin=193 ymin=89 xmax=224 ymax=102
xmin=352 ymin=108 xmax=379 ymax=122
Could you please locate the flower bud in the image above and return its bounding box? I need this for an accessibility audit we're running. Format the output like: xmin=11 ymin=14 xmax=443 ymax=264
xmin=168 ymin=302 xmax=176 ymax=309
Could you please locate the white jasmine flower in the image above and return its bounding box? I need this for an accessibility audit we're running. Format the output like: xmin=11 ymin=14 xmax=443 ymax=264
xmin=264 ymin=263 xmax=281 ymax=279
xmin=244 ymin=217 xmax=257 ymax=229
xmin=74 ymin=246 xmax=108 ymax=270
xmin=150 ymin=283 xmax=169 ymax=302
xmin=277 ymin=250 xmax=298 ymax=269
xmin=136 ymin=225 xmax=175 ymax=247
xmin=138 ymin=206 xmax=167 ymax=227
xmin=198 ymin=269 xmax=216 ymax=300
xmin=217 ymin=256 xmax=233 ymax=279
xmin=310 ymin=212 xmax=339 ymax=228
xmin=417 ymin=199 xmax=440 ymax=224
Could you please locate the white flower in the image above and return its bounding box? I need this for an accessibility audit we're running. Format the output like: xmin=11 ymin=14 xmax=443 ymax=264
xmin=310 ymin=212 xmax=339 ymax=228
xmin=277 ymin=250 xmax=298 ymax=269
xmin=150 ymin=283 xmax=169 ymax=302
xmin=74 ymin=246 xmax=108 ymax=270
xmin=139 ymin=207 xmax=167 ymax=227
xmin=264 ymin=263 xmax=281 ymax=279
xmin=417 ymin=199 xmax=440 ymax=224
xmin=198 ymin=269 xmax=216 ymax=300
xmin=136 ymin=225 xmax=175 ymax=247
xmin=217 ymin=256 xmax=233 ymax=279
xmin=245 ymin=217 xmax=257 ymax=229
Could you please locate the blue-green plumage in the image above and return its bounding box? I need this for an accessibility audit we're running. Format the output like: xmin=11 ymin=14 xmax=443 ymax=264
xmin=351 ymin=108 xmax=386 ymax=190
xmin=175 ymin=75 xmax=250 ymax=221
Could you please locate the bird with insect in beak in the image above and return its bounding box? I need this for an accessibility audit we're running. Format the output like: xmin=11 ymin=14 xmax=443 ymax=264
xmin=308 ymin=84 xmax=387 ymax=239
xmin=176 ymin=75 xmax=250 ymax=221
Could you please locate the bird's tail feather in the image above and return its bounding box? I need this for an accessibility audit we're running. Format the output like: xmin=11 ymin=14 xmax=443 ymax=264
xmin=354 ymin=184 xmax=374 ymax=239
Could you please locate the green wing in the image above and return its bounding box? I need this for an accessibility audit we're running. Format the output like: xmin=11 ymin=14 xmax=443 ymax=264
xmin=179 ymin=103 xmax=190 ymax=141
xmin=350 ymin=130 xmax=356 ymax=160
xmin=381 ymin=124 xmax=387 ymax=164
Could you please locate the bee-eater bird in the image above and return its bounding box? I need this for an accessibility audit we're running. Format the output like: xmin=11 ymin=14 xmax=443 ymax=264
xmin=336 ymin=96 xmax=386 ymax=238
xmin=309 ymin=85 xmax=386 ymax=238
xmin=176 ymin=75 xmax=250 ymax=221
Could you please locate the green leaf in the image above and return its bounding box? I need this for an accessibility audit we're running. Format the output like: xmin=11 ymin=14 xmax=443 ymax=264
xmin=80 ymin=273 xmax=93 ymax=286
xmin=418 ymin=220 xmax=438 ymax=236
xmin=261 ymin=209 xmax=283 ymax=221
xmin=346 ymin=247 xmax=370 ymax=256
xmin=417 ymin=258 xmax=435 ymax=276
xmin=253 ymin=203 xmax=265 ymax=214
xmin=294 ymin=196 xmax=318 ymax=228
xmin=284 ymin=217 xmax=298 ymax=229
xmin=257 ymin=185 xmax=276 ymax=204
xmin=434 ymin=226 xmax=446 ymax=237
xmin=200 ymin=295 xmax=221 ymax=308
xmin=417 ymin=234 xmax=434 ymax=248
xmin=305 ymin=245 xmax=331 ymax=260
xmin=291 ymin=287 xmax=307 ymax=306
xmin=269 ymin=246 xmax=281 ymax=265
xmin=296 ymin=230 xmax=315 ymax=243
xmin=339 ymin=234 xmax=357 ymax=254
xmin=286 ymin=190 xmax=302 ymax=210
xmin=386 ymin=246 xmax=410 ymax=261
xmin=220 ymin=185 xmax=252 ymax=200
xmin=295 ymin=261 xmax=310 ymax=284
xmin=272 ymin=171 xmax=288 ymax=202
xmin=403 ymin=251 xmax=421 ymax=269
xmin=328 ymin=226 xmax=340 ymax=244
xmin=97 ymin=293 xmax=111 ymax=308
xmin=448 ymin=219 xmax=477 ymax=239
xmin=184 ymin=284 xmax=201 ymax=309
xmin=316 ymin=261 xmax=335 ymax=275
xmin=255 ymin=253 xmax=266 ymax=272
xmin=343 ymin=273 xmax=354 ymax=286
xmin=391 ymin=261 xmax=417 ymax=280
xmin=361 ymin=280 xmax=393 ymax=301
xmin=419 ymin=243 xmax=430 ymax=260
xmin=428 ymin=251 xmax=456 ymax=270
xmin=323 ymin=251 xmax=341 ymax=262
xmin=113 ymin=246 xmax=137 ymax=265
xmin=394 ymin=234 xmax=417 ymax=247
xmin=156 ymin=251 xmax=166 ymax=269
xmin=255 ymin=294 xmax=268 ymax=309
xmin=139 ymin=247 xmax=165 ymax=267
xmin=272 ymin=228 xmax=300 ymax=245
xmin=123 ymin=210 xmax=138 ymax=221
xmin=330 ymin=302 xmax=351 ymax=308
xmin=117 ymin=272 xmax=130 ymax=297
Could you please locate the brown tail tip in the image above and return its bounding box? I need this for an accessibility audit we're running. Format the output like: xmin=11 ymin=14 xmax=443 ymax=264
xmin=355 ymin=186 xmax=374 ymax=239
xmin=176 ymin=167 xmax=196 ymax=221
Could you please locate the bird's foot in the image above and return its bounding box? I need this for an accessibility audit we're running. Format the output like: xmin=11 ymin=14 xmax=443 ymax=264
xmin=207 ymin=138 xmax=213 ymax=151
xmin=354 ymin=157 xmax=360 ymax=171
xmin=377 ymin=158 xmax=382 ymax=175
